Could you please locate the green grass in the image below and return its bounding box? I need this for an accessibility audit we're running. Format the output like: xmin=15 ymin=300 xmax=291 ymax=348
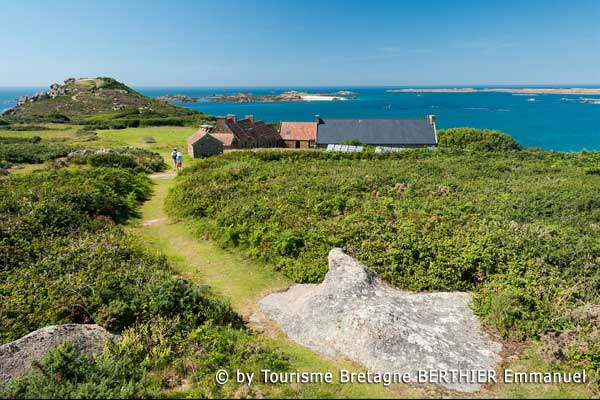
xmin=97 ymin=126 xmax=199 ymax=161
xmin=0 ymin=124 xmax=202 ymax=168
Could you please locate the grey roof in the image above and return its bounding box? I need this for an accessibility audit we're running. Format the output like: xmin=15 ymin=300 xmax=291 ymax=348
xmin=316 ymin=117 xmax=437 ymax=146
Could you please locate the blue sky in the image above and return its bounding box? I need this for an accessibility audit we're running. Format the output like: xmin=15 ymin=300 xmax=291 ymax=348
xmin=1 ymin=0 xmax=598 ymax=86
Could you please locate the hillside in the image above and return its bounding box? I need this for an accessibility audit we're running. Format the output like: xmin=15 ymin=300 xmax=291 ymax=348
xmin=1 ymin=77 xmax=213 ymax=128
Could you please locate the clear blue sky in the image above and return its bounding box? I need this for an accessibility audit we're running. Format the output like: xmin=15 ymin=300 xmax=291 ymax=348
xmin=1 ymin=0 xmax=598 ymax=86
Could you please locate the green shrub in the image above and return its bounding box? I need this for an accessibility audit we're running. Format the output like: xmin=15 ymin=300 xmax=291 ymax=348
xmin=82 ymin=152 xmax=139 ymax=169
xmin=70 ymin=148 xmax=166 ymax=173
xmin=74 ymin=129 xmax=97 ymax=137
xmin=0 ymin=135 xmax=72 ymax=164
xmin=341 ymin=138 xmax=363 ymax=146
xmin=0 ymin=342 xmax=157 ymax=399
xmin=0 ymin=124 xmax=51 ymax=131
xmin=438 ymin=127 xmax=523 ymax=151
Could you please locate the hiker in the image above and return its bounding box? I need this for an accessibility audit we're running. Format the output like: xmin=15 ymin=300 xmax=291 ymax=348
xmin=176 ymin=151 xmax=183 ymax=170
xmin=171 ymin=148 xmax=178 ymax=170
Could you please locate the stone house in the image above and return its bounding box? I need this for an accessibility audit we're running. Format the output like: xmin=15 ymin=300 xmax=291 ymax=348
xmin=187 ymin=128 xmax=224 ymax=157
xmin=279 ymin=122 xmax=318 ymax=148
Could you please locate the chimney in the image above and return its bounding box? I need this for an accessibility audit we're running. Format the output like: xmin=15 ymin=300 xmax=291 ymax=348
xmin=244 ymin=114 xmax=254 ymax=122
xmin=428 ymin=115 xmax=436 ymax=126
xmin=226 ymin=114 xmax=237 ymax=123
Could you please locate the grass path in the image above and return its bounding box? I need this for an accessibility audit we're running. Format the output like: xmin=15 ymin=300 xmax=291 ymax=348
xmin=129 ymin=173 xmax=406 ymax=399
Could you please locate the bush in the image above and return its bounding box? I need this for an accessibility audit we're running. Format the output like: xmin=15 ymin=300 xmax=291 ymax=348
xmin=0 ymin=342 xmax=157 ymax=399
xmin=341 ymin=138 xmax=363 ymax=146
xmin=438 ymin=127 xmax=523 ymax=151
xmin=0 ymin=135 xmax=72 ymax=164
xmin=74 ymin=129 xmax=97 ymax=137
xmin=70 ymin=148 xmax=166 ymax=173
xmin=82 ymin=152 xmax=140 ymax=170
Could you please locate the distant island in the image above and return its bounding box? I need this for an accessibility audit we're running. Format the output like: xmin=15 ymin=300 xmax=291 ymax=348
xmin=157 ymin=91 xmax=356 ymax=103
xmin=387 ymin=88 xmax=600 ymax=95
xmin=155 ymin=94 xmax=202 ymax=103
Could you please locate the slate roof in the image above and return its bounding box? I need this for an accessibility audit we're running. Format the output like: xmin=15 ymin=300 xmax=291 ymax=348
xmin=316 ymin=117 xmax=437 ymax=146
xmin=280 ymin=122 xmax=318 ymax=141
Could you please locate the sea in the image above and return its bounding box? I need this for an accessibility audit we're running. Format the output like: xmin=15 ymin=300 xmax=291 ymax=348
xmin=1 ymin=86 xmax=599 ymax=152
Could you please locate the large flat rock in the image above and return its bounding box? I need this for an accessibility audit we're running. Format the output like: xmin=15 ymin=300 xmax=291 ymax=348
xmin=260 ymin=248 xmax=502 ymax=392
xmin=0 ymin=324 xmax=116 ymax=384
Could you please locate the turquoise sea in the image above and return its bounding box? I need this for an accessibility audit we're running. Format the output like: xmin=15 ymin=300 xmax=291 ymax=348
xmin=1 ymin=86 xmax=599 ymax=151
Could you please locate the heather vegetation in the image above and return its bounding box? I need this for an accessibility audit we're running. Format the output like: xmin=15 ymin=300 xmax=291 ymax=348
xmin=0 ymin=149 xmax=294 ymax=398
xmin=167 ymin=132 xmax=600 ymax=379
xmin=437 ymin=127 xmax=524 ymax=151
xmin=69 ymin=147 xmax=167 ymax=173
xmin=0 ymin=136 xmax=72 ymax=167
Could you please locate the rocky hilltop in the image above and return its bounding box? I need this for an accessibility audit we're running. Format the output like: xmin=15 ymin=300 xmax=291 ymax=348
xmin=1 ymin=77 xmax=202 ymax=124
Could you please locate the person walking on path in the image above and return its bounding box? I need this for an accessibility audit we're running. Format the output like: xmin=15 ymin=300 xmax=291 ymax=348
xmin=176 ymin=151 xmax=183 ymax=171
xmin=171 ymin=148 xmax=178 ymax=170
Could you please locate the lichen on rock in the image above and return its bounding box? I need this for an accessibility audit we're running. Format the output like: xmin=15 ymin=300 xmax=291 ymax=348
xmin=260 ymin=248 xmax=502 ymax=392
xmin=0 ymin=324 xmax=117 ymax=384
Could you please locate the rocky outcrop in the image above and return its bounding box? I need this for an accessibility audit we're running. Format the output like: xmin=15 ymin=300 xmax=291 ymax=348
xmin=156 ymin=94 xmax=201 ymax=103
xmin=0 ymin=324 xmax=117 ymax=384
xmin=259 ymin=249 xmax=502 ymax=392
xmin=67 ymin=148 xmax=116 ymax=157
xmin=1 ymin=106 xmax=17 ymax=116
xmin=14 ymin=83 xmax=68 ymax=108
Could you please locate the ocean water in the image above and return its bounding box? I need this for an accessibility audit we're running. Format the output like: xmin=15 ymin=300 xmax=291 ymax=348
xmin=1 ymin=86 xmax=599 ymax=152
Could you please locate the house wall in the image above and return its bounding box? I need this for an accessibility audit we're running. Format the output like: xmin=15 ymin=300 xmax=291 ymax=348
xmin=190 ymin=138 xmax=223 ymax=157
xmin=284 ymin=140 xmax=313 ymax=149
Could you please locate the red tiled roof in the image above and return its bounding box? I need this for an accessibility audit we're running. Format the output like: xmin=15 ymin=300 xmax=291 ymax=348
xmin=280 ymin=122 xmax=317 ymax=141
xmin=187 ymin=128 xmax=208 ymax=144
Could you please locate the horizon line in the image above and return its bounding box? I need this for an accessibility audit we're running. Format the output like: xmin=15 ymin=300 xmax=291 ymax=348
xmin=2 ymin=83 xmax=600 ymax=89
